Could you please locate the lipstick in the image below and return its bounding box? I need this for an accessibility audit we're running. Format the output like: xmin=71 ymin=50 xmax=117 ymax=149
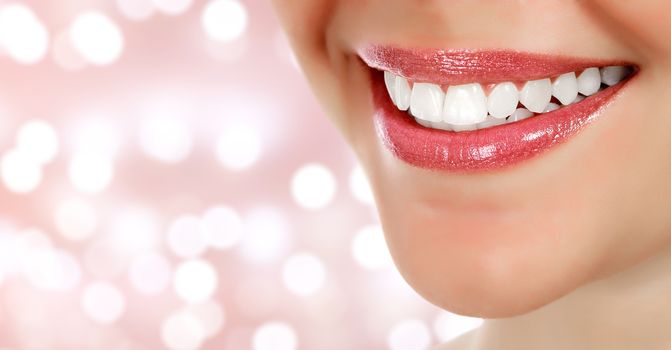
xmin=358 ymin=46 xmax=636 ymax=172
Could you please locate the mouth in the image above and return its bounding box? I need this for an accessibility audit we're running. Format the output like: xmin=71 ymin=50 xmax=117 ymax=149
xmin=358 ymin=46 xmax=637 ymax=172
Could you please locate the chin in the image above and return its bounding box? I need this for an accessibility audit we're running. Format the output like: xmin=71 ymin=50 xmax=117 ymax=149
xmin=375 ymin=195 xmax=601 ymax=318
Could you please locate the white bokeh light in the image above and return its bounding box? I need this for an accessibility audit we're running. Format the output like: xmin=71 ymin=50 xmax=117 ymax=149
xmin=16 ymin=120 xmax=60 ymax=165
xmin=185 ymin=300 xmax=226 ymax=338
xmin=202 ymin=0 xmax=248 ymax=43
xmin=68 ymin=152 xmax=114 ymax=193
xmin=116 ymin=0 xmax=155 ymax=21
xmin=1 ymin=149 xmax=42 ymax=194
xmin=351 ymin=225 xmax=394 ymax=270
xmin=201 ymin=206 xmax=244 ymax=250
xmin=138 ymin=110 xmax=193 ymax=164
xmin=174 ymin=259 xmax=219 ymax=303
xmin=349 ymin=165 xmax=375 ymax=205
xmin=82 ymin=281 xmax=126 ymax=324
xmin=128 ymin=252 xmax=172 ymax=295
xmin=238 ymin=207 xmax=292 ymax=264
xmin=69 ymin=11 xmax=124 ymax=66
xmin=290 ymin=163 xmax=337 ymax=210
xmin=215 ymin=123 xmax=262 ymax=171
xmin=152 ymin=0 xmax=194 ymax=15
xmin=54 ymin=198 xmax=98 ymax=241
xmin=161 ymin=310 xmax=207 ymax=350
xmin=282 ymin=253 xmax=326 ymax=297
xmin=387 ymin=319 xmax=432 ymax=350
xmin=0 ymin=4 xmax=49 ymax=64
xmin=252 ymin=322 xmax=298 ymax=350
xmin=433 ymin=311 xmax=483 ymax=343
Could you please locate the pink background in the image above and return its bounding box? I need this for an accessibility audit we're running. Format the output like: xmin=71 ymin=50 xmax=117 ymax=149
xmin=0 ymin=0 xmax=481 ymax=349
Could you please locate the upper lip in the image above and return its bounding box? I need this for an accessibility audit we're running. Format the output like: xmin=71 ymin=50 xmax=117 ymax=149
xmin=357 ymin=45 xmax=633 ymax=85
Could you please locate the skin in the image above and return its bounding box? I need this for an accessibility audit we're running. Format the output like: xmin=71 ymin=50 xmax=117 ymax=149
xmin=271 ymin=1 xmax=671 ymax=348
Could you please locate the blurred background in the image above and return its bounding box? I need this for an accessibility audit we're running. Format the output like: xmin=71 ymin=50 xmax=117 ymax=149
xmin=0 ymin=0 xmax=482 ymax=349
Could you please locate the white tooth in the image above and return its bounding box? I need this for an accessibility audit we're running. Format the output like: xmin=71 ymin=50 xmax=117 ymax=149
xmin=552 ymin=72 xmax=578 ymax=105
xmin=600 ymin=66 xmax=629 ymax=86
xmin=543 ymin=102 xmax=560 ymax=113
xmin=394 ymin=76 xmax=412 ymax=111
xmin=477 ymin=117 xmax=507 ymax=129
xmin=520 ymin=78 xmax=552 ymax=113
xmin=442 ymin=83 xmax=488 ymax=126
xmin=507 ymin=108 xmax=533 ymax=123
xmin=577 ymin=67 xmax=601 ymax=96
xmin=414 ymin=117 xmax=432 ymax=128
xmin=430 ymin=121 xmax=453 ymax=131
xmin=487 ymin=82 xmax=519 ymax=119
xmin=384 ymin=71 xmax=398 ymax=106
xmin=573 ymin=95 xmax=585 ymax=103
xmin=410 ymin=83 xmax=445 ymax=122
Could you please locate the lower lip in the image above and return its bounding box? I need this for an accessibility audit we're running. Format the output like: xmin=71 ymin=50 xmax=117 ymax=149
xmin=370 ymin=69 xmax=631 ymax=172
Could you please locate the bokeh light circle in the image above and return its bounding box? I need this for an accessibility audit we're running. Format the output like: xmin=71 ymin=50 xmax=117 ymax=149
xmin=174 ymin=259 xmax=218 ymax=303
xmin=1 ymin=149 xmax=42 ymax=194
xmin=161 ymin=310 xmax=207 ymax=350
xmin=281 ymin=253 xmax=326 ymax=296
xmin=290 ymin=163 xmax=337 ymax=210
xmin=54 ymin=198 xmax=98 ymax=241
xmin=387 ymin=319 xmax=432 ymax=350
xmin=16 ymin=120 xmax=60 ymax=165
xmin=351 ymin=225 xmax=393 ymax=270
xmin=349 ymin=165 xmax=375 ymax=205
xmin=252 ymin=322 xmax=298 ymax=350
xmin=82 ymin=281 xmax=126 ymax=324
xmin=433 ymin=311 xmax=483 ymax=343
xmin=201 ymin=206 xmax=244 ymax=250
xmin=0 ymin=4 xmax=49 ymax=64
xmin=152 ymin=0 xmax=194 ymax=16
xmin=68 ymin=152 xmax=114 ymax=193
xmin=215 ymin=123 xmax=262 ymax=171
xmin=202 ymin=0 xmax=248 ymax=43
xmin=69 ymin=11 xmax=124 ymax=66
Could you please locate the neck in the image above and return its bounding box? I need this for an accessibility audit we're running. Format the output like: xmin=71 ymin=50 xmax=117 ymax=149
xmin=473 ymin=245 xmax=671 ymax=350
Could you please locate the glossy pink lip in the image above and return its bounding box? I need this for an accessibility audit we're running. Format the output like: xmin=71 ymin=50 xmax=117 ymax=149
xmin=358 ymin=46 xmax=635 ymax=172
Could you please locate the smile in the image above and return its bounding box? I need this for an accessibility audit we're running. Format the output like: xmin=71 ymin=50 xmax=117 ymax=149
xmin=358 ymin=46 xmax=637 ymax=172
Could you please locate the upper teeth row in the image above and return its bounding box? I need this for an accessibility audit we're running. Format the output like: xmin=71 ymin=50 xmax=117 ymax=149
xmin=383 ymin=66 xmax=631 ymax=131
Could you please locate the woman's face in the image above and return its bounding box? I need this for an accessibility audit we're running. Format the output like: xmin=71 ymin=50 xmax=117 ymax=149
xmin=272 ymin=0 xmax=671 ymax=317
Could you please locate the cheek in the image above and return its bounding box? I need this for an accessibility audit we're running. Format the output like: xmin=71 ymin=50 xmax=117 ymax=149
xmin=586 ymin=0 xmax=671 ymax=54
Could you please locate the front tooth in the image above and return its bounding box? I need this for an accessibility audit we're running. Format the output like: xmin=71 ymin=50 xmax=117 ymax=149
xmin=577 ymin=68 xmax=601 ymax=96
xmin=508 ymin=108 xmax=533 ymax=122
xmin=520 ymin=78 xmax=552 ymax=113
xmin=410 ymin=83 xmax=445 ymax=122
xmin=414 ymin=117 xmax=432 ymax=128
xmin=384 ymin=71 xmax=398 ymax=106
xmin=487 ymin=82 xmax=518 ymax=119
xmin=600 ymin=66 xmax=629 ymax=86
xmin=394 ymin=76 xmax=412 ymax=111
xmin=442 ymin=83 xmax=488 ymax=126
xmin=477 ymin=117 xmax=506 ymax=129
xmin=552 ymin=73 xmax=578 ymax=105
